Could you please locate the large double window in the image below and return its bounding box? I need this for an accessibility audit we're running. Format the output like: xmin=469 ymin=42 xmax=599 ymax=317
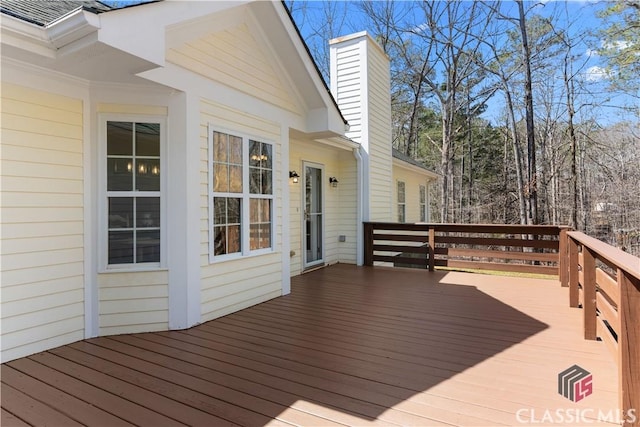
xmin=209 ymin=128 xmax=273 ymax=261
xmin=105 ymin=120 xmax=162 ymax=267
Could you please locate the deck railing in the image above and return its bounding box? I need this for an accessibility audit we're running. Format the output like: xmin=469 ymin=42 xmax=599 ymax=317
xmin=363 ymin=222 xmax=567 ymax=276
xmin=563 ymin=231 xmax=640 ymax=423
xmin=364 ymin=222 xmax=639 ymax=423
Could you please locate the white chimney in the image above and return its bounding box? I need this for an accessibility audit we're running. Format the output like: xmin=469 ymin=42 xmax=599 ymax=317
xmin=329 ymin=32 xmax=393 ymax=222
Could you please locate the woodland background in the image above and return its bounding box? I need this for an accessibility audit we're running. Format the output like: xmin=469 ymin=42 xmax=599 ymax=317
xmin=286 ymin=0 xmax=639 ymax=255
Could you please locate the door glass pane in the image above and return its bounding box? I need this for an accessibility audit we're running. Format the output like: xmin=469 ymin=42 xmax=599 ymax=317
xmin=305 ymin=166 xmax=323 ymax=265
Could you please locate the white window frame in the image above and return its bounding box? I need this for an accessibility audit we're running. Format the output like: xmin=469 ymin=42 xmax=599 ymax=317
xmin=397 ymin=180 xmax=406 ymax=223
xmin=98 ymin=113 xmax=167 ymax=272
xmin=208 ymin=125 xmax=275 ymax=264
xmin=419 ymin=184 xmax=427 ymax=222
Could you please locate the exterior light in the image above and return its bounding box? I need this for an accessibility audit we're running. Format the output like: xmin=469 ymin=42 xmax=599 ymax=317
xmin=329 ymin=177 xmax=339 ymax=188
xmin=289 ymin=170 xmax=300 ymax=183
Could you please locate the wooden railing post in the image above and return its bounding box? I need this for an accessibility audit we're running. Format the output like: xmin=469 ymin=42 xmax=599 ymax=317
xmin=618 ymin=269 xmax=640 ymax=425
xmin=583 ymin=247 xmax=597 ymax=340
xmin=364 ymin=222 xmax=373 ymax=266
xmin=569 ymin=237 xmax=579 ymax=308
xmin=428 ymin=227 xmax=435 ymax=272
xmin=559 ymin=228 xmax=569 ymax=287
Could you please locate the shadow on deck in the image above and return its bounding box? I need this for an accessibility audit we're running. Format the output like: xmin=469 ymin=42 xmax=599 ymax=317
xmin=1 ymin=264 xmax=619 ymax=426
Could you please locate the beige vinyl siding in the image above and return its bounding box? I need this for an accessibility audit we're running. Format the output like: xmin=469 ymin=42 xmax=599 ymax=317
xmin=289 ymin=140 xmax=356 ymax=276
xmin=97 ymin=271 xmax=169 ymax=335
xmin=200 ymin=99 xmax=283 ymax=322
xmin=366 ymin=41 xmax=393 ymax=222
xmin=0 ymin=83 xmax=84 ymax=363
xmin=167 ymin=23 xmax=297 ymax=113
xmin=393 ymin=165 xmax=432 ymax=224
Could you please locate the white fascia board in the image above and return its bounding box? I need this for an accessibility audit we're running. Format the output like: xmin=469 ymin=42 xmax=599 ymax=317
xmin=1 ymin=14 xmax=55 ymax=58
xmin=46 ymin=9 xmax=100 ymax=49
xmin=393 ymin=157 xmax=439 ymax=180
xmin=314 ymin=136 xmax=360 ymax=151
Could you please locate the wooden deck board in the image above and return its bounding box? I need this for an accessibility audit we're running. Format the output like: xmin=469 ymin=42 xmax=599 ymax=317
xmin=1 ymin=265 xmax=620 ymax=426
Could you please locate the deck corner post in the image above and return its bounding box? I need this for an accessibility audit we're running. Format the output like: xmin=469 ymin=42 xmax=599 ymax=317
xmin=559 ymin=228 xmax=569 ymax=287
xmin=582 ymin=247 xmax=597 ymax=340
xmin=618 ymin=269 xmax=640 ymax=425
xmin=364 ymin=222 xmax=373 ymax=266
xmin=428 ymin=227 xmax=435 ymax=272
xmin=569 ymin=236 xmax=580 ymax=308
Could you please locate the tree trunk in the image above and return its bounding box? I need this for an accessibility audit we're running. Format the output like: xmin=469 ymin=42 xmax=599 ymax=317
xmin=516 ymin=0 xmax=538 ymax=224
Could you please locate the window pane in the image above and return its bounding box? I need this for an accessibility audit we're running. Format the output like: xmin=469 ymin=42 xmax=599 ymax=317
xmin=136 ymin=159 xmax=160 ymax=191
xmin=227 ymin=197 xmax=241 ymax=224
xmin=262 ymin=143 xmax=272 ymax=169
xmin=227 ymin=225 xmax=241 ymax=253
xmin=137 ymin=197 xmax=160 ymax=228
xmin=107 ymin=158 xmax=133 ymax=191
xmin=135 ymin=123 xmax=160 ymax=156
xmin=137 ymin=230 xmax=160 ymax=263
xmin=420 ymin=185 xmax=426 ymax=203
xmin=250 ymin=224 xmax=260 ymax=250
xmin=398 ymin=182 xmax=406 ymax=203
xmin=214 ymin=164 xmax=228 ymax=192
xmin=213 ymin=132 xmax=228 ymax=162
xmin=214 ymin=198 xmax=226 ymax=225
xmin=262 ymin=169 xmax=272 ymax=195
xmin=109 ymin=197 xmax=133 ymax=228
xmin=261 ymin=199 xmax=271 ymax=222
xmin=109 ymin=230 xmax=133 ymax=264
xmin=249 ymin=168 xmax=260 ymax=194
xmin=229 ymin=135 xmax=242 ymax=164
xmin=107 ymin=122 xmax=132 ymax=155
xmin=249 ymin=140 xmax=261 ymax=167
xmin=214 ymin=226 xmax=226 ymax=255
xmin=229 ymin=165 xmax=242 ymax=193
xmin=250 ymin=199 xmax=259 ymax=223
xmin=260 ymin=223 xmax=271 ymax=248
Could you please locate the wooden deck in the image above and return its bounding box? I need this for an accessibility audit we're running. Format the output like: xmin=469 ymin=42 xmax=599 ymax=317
xmin=1 ymin=265 xmax=621 ymax=426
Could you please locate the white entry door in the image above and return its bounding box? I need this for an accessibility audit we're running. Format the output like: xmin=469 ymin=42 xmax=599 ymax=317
xmin=303 ymin=163 xmax=324 ymax=268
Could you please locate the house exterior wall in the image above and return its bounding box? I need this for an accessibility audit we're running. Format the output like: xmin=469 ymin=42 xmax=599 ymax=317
xmin=289 ymin=139 xmax=356 ymax=276
xmin=330 ymin=32 xmax=393 ymax=222
xmin=0 ymin=83 xmax=85 ymax=362
xmin=166 ymin=21 xmax=297 ymax=115
xmin=199 ymin=99 xmax=284 ymax=323
xmin=393 ymin=164 xmax=432 ymax=223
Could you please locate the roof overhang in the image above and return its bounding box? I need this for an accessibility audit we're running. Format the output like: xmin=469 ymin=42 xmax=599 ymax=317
xmin=1 ymin=1 xmax=346 ymax=137
xmin=393 ymin=157 xmax=439 ymax=180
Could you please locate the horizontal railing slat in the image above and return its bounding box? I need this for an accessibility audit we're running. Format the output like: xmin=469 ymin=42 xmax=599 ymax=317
xmin=436 ymin=235 xmax=559 ymax=249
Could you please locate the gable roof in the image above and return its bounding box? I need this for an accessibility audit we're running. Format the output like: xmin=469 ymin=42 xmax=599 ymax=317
xmin=392 ymin=148 xmax=439 ymax=177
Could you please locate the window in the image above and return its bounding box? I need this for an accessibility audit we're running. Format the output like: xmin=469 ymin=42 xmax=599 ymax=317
xmin=209 ymin=129 xmax=273 ymax=261
xmin=419 ymin=185 xmax=427 ymax=222
xmin=397 ymin=181 xmax=406 ymax=223
xmin=106 ymin=121 xmax=162 ymax=266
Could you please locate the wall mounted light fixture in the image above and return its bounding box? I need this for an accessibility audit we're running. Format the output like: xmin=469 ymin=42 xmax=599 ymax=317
xmin=289 ymin=170 xmax=300 ymax=183
xmin=329 ymin=177 xmax=339 ymax=188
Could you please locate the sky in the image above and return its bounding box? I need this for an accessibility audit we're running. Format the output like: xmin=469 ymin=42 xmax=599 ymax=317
xmin=288 ymin=0 xmax=638 ymax=127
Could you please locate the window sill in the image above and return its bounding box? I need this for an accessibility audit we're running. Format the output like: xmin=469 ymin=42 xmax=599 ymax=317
xmin=209 ymin=249 xmax=278 ymax=265
xmin=99 ymin=266 xmax=169 ymax=274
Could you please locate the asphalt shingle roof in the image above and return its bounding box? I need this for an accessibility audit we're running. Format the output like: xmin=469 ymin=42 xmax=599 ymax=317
xmin=0 ymin=0 xmax=112 ymax=26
